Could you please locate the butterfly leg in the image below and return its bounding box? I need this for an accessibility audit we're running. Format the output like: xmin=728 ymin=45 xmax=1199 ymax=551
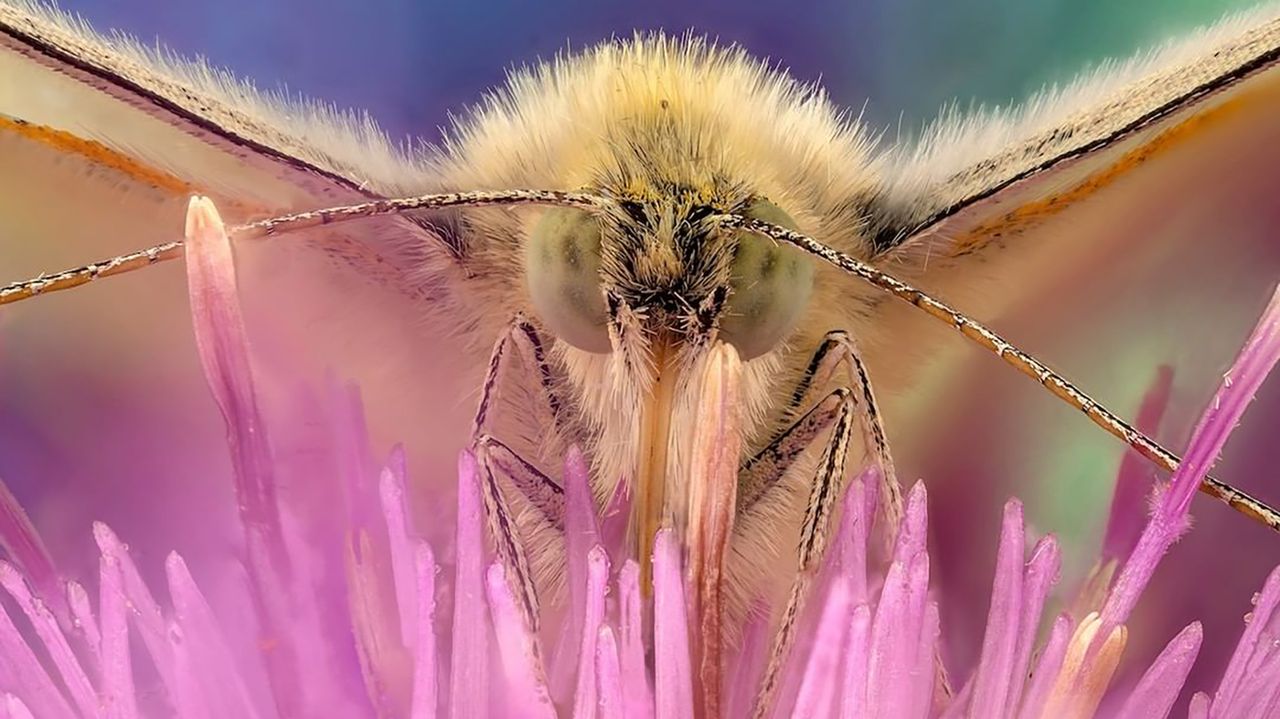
xmin=738 ymin=389 xmax=850 ymax=512
xmin=761 ymin=329 xmax=901 ymax=527
xmin=469 ymin=314 xmax=569 ymax=633
xmin=471 ymin=313 xmax=566 ymax=439
xmin=472 ymin=435 xmax=565 ymax=532
xmin=741 ymin=331 xmax=904 ymax=717
xmin=743 ymin=386 xmax=858 ymax=717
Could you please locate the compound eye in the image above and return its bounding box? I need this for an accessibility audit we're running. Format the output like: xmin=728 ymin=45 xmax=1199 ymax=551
xmin=525 ymin=207 xmax=612 ymax=353
xmin=718 ymin=200 xmax=814 ymax=361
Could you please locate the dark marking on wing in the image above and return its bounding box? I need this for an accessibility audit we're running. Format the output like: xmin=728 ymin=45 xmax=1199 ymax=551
xmin=871 ymin=28 xmax=1280 ymax=254
xmin=0 ymin=17 xmax=372 ymax=198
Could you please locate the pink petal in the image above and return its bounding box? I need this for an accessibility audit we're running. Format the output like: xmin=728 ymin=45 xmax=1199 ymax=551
xmin=183 ymin=198 xmax=286 ymax=564
xmin=594 ymin=626 xmax=624 ymax=717
xmin=449 ymin=451 xmax=490 ymax=719
xmin=565 ymin=448 xmax=602 ymax=570
xmin=0 ymin=562 xmax=95 ymax=718
xmin=183 ymin=197 xmax=301 ymax=710
xmin=838 ymin=604 xmax=872 ymax=719
xmin=99 ymin=545 xmax=138 ymax=719
xmin=409 ymin=542 xmax=439 ymax=719
xmin=65 ymin=580 xmax=100 ymax=662
xmin=1206 ymin=564 xmax=1280 ymax=714
xmin=1217 ymin=643 xmax=1280 ymax=714
xmin=1004 ymin=536 xmax=1060 ymax=716
xmin=165 ymin=552 xmax=264 ymax=719
xmin=793 ymin=576 xmax=852 ymax=718
xmin=969 ymin=499 xmax=1026 ymax=718
xmin=653 ymin=530 xmax=694 ymax=719
xmin=831 ymin=467 xmax=877 ymax=605
xmin=484 ymin=564 xmax=555 ymax=718
xmin=94 ymin=523 xmax=178 ymax=697
xmin=1102 ymin=287 xmax=1280 ymax=633
xmin=169 ymin=621 xmax=213 ymax=719
xmin=1015 ymin=614 xmax=1073 ymax=719
xmin=892 ymin=481 xmax=928 ymax=565
xmin=572 ymin=546 xmax=610 ymax=719
xmin=912 ymin=602 xmax=941 ymax=719
xmin=867 ymin=482 xmax=930 ymax=717
xmin=553 ymin=446 xmax=601 ymax=701
xmin=618 ymin=561 xmax=654 ymax=719
xmin=775 ymin=471 xmax=881 ymax=714
xmin=0 ymin=695 xmax=34 ymax=719
xmin=0 ymin=586 xmax=73 ymax=719
xmin=1115 ymin=621 xmax=1202 ymax=719
xmin=867 ymin=557 xmax=914 ymax=715
xmin=1187 ymin=692 xmax=1211 ymax=719
xmin=902 ymin=551 xmax=932 ymax=719
xmin=379 ymin=449 xmax=419 ymax=650
xmin=0 ymin=479 xmax=63 ymax=623
xmin=599 ymin=480 xmax=631 ymax=563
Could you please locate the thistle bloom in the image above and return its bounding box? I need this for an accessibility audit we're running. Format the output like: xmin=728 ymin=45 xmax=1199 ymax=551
xmin=0 ymin=198 xmax=1278 ymax=718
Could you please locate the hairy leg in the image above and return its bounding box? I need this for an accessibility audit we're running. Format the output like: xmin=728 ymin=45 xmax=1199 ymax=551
xmin=742 ymin=331 xmax=906 ymax=715
xmin=752 ymin=330 xmax=901 ymax=528
xmin=470 ymin=315 xmax=569 ymax=633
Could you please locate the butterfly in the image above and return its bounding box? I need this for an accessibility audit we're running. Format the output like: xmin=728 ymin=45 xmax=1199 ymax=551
xmin=3 ymin=1 xmax=1280 ymax=714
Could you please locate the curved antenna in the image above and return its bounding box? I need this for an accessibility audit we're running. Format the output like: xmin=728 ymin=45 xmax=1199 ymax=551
xmin=721 ymin=213 xmax=1280 ymax=534
xmin=4 ymin=191 xmax=1277 ymax=533
xmin=0 ymin=189 xmax=606 ymax=306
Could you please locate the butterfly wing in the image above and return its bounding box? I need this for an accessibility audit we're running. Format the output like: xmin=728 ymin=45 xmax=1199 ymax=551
xmin=863 ymin=4 xmax=1280 ymax=463
xmin=0 ymin=0 xmax=478 ymax=562
xmin=876 ymin=7 xmax=1280 ymax=268
xmin=860 ymin=5 xmax=1280 ymax=684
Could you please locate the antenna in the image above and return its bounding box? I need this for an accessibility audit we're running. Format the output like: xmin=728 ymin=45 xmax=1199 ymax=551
xmin=3 ymin=191 xmax=1276 ymax=533
xmin=725 ymin=213 xmax=1280 ymax=533
xmin=0 ymin=189 xmax=605 ymax=306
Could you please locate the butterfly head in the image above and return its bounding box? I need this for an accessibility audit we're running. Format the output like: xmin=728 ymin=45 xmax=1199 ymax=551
xmin=524 ymin=186 xmax=815 ymax=569
xmin=526 ymin=193 xmax=814 ymax=365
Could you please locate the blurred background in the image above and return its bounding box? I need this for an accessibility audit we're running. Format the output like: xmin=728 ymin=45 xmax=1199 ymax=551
xmin=10 ymin=0 xmax=1280 ymax=709
xmin=51 ymin=0 xmax=1262 ymax=144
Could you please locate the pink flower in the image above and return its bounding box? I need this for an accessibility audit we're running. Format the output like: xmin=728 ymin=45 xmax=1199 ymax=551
xmin=0 ymin=197 xmax=1276 ymax=717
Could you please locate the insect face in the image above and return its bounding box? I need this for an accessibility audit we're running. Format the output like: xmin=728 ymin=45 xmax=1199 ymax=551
xmin=526 ymin=198 xmax=814 ymax=359
xmin=524 ymin=189 xmax=819 ymax=573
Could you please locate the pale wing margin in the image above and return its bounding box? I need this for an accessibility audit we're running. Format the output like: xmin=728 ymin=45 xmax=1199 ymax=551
xmin=871 ymin=3 xmax=1280 ymax=249
xmin=0 ymin=0 xmax=430 ymax=197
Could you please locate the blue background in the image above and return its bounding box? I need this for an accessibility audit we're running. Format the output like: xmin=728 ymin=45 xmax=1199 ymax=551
xmin=55 ymin=0 xmax=1256 ymax=142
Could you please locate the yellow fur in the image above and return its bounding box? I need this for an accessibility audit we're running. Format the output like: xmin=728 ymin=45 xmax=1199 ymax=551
xmin=428 ymin=35 xmax=883 ymax=499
